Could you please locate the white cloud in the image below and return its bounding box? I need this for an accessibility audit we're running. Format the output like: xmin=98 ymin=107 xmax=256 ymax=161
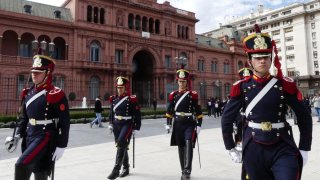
xmin=29 ymin=0 xmax=305 ymax=34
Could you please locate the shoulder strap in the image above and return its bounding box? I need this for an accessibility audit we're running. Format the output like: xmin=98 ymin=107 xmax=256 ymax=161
xmin=113 ymin=96 xmax=129 ymax=112
xmin=174 ymin=91 xmax=190 ymax=111
xmin=26 ymin=89 xmax=47 ymax=109
xmin=245 ymin=78 xmax=278 ymax=117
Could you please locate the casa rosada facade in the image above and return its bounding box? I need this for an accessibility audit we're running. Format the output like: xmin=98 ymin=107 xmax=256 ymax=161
xmin=0 ymin=0 xmax=247 ymax=115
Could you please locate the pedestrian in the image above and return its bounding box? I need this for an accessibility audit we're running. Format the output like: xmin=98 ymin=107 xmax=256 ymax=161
xmin=90 ymin=96 xmax=104 ymax=127
xmin=207 ymin=97 xmax=212 ymax=116
xmin=107 ymin=76 xmax=141 ymax=179
xmin=152 ymin=98 xmax=157 ymax=119
xmin=165 ymin=65 xmax=203 ymax=180
xmin=221 ymin=24 xmax=312 ymax=180
xmin=312 ymin=93 xmax=320 ymax=121
xmin=5 ymin=53 xmax=70 ymax=180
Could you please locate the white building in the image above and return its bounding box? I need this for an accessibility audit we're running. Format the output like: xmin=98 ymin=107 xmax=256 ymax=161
xmin=203 ymin=0 xmax=320 ymax=95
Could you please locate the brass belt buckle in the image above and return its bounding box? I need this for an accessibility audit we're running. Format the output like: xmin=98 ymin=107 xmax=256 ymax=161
xmin=118 ymin=116 xmax=122 ymax=120
xmin=261 ymin=121 xmax=272 ymax=131
xmin=180 ymin=112 xmax=185 ymax=116
xmin=30 ymin=118 xmax=36 ymax=125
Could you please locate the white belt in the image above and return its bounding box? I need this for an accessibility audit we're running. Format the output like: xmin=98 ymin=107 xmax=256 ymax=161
xmin=175 ymin=112 xmax=192 ymax=116
xmin=114 ymin=115 xmax=132 ymax=120
xmin=29 ymin=119 xmax=53 ymax=125
xmin=248 ymin=121 xmax=285 ymax=131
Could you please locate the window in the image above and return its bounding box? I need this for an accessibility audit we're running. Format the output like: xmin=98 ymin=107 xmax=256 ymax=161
xmin=313 ymin=42 xmax=317 ymax=48
xmin=115 ymin=49 xmax=123 ymax=64
xmin=311 ymin=23 xmax=315 ymax=29
xmin=312 ymin=32 xmax=316 ymax=39
xmin=314 ymin=51 xmax=318 ymax=58
xmin=90 ymin=42 xmax=100 ymax=62
xmin=286 ymin=54 xmax=295 ymax=60
xmin=211 ymin=61 xmax=217 ymax=73
xmin=314 ymin=61 xmax=318 ymax=68
xmin=311 ymin=14 xmax=315 ymax=20
xmin=286 ymin=45 xmax=294 ymax=51
xmin=315 ymin=71 xmax=319 ymax=75
xmin=224 ymin=83 xmax=231 ymax=97
xmin=283 ymin=19 xmax=292 ymax=25
xmin=272 ymin=30 xmax=280 ymax=36
xmin=249 ymin=20 xmax=256 ymax=25
xmin=260 ymin=17 xmax=267 ymax=22
xmin=240 ymin=23 xmax=246 ymax=27
xmin=275 ymin=39 xmax=281 ymax=44
xmin=165 ymin=55 xmax=171 ymax=68
xmin=17 ymin=75 xmax=26 ymax=99
xmin=282 ymin=10 xmax=291 ymax=15
xmin=20 ymin=43 xmax=32 ymax=57
xmin=310 ymin=4 xmax=314 ymax=9
xmin=223 ymin=62 xmax=230 ymax=74
xmin=198 ymin=60 xmax=204 ymax=71
xmin=87 ymin=6 xmax=92 ymax=22
xmin=285 ymin=36 xmax=293 ymax=42
xmin=277 ymin=47 xmax=281 ymax=52
xmin=53 ymin=76 xmax=65 ymax=89
xmin=284 ymin=27 xmax=293 ymax=33
xmin=89 ymin=76 xmax=100 ymax=100
xmin=271 ymin=14 xmax=279 ymax=19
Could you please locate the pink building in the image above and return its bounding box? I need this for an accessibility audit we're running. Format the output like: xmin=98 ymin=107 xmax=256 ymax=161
xmin=0 ymin=0 xmax=247 ymax=115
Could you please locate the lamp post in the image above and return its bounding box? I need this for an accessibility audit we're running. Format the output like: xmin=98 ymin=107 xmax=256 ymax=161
xmin=31 ymin=39 xmax=55 ymax=57
xmin=175 ymin=56 xmax=187 ymax=68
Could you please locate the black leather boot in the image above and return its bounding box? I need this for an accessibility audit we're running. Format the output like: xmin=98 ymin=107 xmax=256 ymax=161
xmin=107 ymin=148 xmax=125 ymax=179
xmin=14 ymin=164 xmax=32 ymax=180
xmin=178 ymin=146 xmax=185 ymax=171
xmin=119 ymin=150 xmax=129 ymax=178
xmin=181 ymin=140 xmax=193 ymax=180
xmin=34 ymin=171 xmax=49 ymax=180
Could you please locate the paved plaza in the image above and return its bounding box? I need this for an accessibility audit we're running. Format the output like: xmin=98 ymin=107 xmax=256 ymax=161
xmin=0 ymin=116 xmax=319 ymax=180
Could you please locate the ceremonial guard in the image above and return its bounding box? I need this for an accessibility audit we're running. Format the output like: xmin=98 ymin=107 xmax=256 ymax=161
xmin=107 ymin=76 xmax=141 ymax=179
xmin=165 ymin=66 xmax=203 ymax=180
xmin=5 ymin=53 xmax=70 ymax=180
xmin=221 ymin=24 xmax=312 ymax=180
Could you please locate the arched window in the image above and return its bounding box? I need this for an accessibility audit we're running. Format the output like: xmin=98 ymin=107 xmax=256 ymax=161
xmin=149 ymin=18 xmax=154 ymax=33
xmin=142 ymin=16 xmax=148 ymax=31
xmin=100 ymin=8 xmax=105 ymax=24
xmin=186 ymin=27 xmax=189 ymax=39
xmin=90 ymin=41 xmax=100 ymax=62
xmin=89 ymin=76 xmax=100 ymax=100
xmin=93 ymin=7 xmax=99 ymax=23
xmin=211 ymin=61 xmax=218 ymax=73
xmin=135 ymin=15 xmax=141 ymax=31
xmin=224 ymin=83 xmax=231 ymax=97
xmin=155 ymin=19 xmax=160 ymax=34
xmin=87 ymin=6 xmax=92 ymax=22
xmin=53 ymin=76 xmax=65 ymax=90
xmin=177 ymin=25 xmax=181 ymax=38
xmin=128 ymin=14 xmax=134 ymax=30
xmin=181 ymin=26 xmax=185 ymax=39
xmin=224 ymin=61 xmax=230 ymax=74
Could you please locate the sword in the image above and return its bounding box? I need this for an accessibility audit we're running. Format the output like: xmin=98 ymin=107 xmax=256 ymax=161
xmin=196 ymin=131 xmax=201 ymax=169
xmin=132 ymin=132 xmax=135 ymax=168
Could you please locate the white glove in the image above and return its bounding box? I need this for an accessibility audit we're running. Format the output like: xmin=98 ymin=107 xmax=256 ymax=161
xmin=299 ymin=150 xmax=308 ymax=167
xmin=229 ymin=148 xmax=242 ymax=163
xmin=235 ymin=142 xmax=242 ymax=152
xmin=52 ymin=147 xmax=65 ymax=161
xmin=5 ymin=135 xmax=20 ymax=153
xmin=108 ymin=124 xmax=113 ymax=130
xmin=132 ymin=130 xmax=138 ymax=135
xmin=196 ymin=126 xmax=201 ymax=135
xmin=165 ymin=125 xmax=171 ymax=133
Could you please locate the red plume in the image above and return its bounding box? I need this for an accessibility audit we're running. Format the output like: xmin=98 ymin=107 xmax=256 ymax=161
xmin=254 ymin=24 xmax=261 ymax=33
xmin=272 ymin=40 xmax=283 ymax=79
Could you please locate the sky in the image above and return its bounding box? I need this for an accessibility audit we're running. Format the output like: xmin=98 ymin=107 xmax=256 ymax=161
xmin=28 ymin=0 xmax=310 ymax=34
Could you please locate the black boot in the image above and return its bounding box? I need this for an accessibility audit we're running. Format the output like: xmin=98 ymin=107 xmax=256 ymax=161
xmin=178 ymin=146 xmax=185 ymax=172
xmin=34 ymin=171 xmax=49 ymax=180
xmin=119 ymin=150 xmax=130 ymax=178
xmin=107 ymin=148 xmax=125 ymax=179
xmin=14 ymin=164 xmax=32 ymax=180
xmin=181 ymin=140 xmax=193 ymax=180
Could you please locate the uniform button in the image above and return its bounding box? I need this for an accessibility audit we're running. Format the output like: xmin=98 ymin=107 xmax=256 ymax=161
xmin=280 ymin=96 xmax=284 ymax=99
xmin=244 ymin=89 xmax=247 ymax=92
xmin=252 ymin=84 xmax=256 ymax=88
xmin=279 ymin=87 xmax=283 ymax=90
xmin=278 ymin=112 xmax=281 ymax=116
xmin=43 ymin=127 xmax=46 ymax=130
xmin=248 ymin=86 xmax=251 ymax=90
xmin=252 ymin=132 xmax=255 ymax=136
xmin=245 ymin=97 xmax=248 ymax=100
xmin=279 ymin=104 xmax=283 ymax=108
xmin=277 ymin=133 xmax=280 ymax=136
xmin=249 ymin=112 xmax=252 ymax=115
xmin=274 ymin=85 xmax=278 ymax=88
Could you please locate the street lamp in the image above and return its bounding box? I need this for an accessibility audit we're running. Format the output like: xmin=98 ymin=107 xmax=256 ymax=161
xmin=31 ymin=39 xmax=55 ymax=57
xmin=175 ymin=56 xmax=187 ymax=68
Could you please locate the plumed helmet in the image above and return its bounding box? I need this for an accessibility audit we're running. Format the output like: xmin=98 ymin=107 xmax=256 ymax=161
xmin=243 ymin=24 xmax=272 ymax=58
xmin=116 ymin=76 xmax=129 ymax=87
xmin=31 ymin=55 xmax=56 ymax=73
xmin=176 ymin=69 xmax=190 ymax=81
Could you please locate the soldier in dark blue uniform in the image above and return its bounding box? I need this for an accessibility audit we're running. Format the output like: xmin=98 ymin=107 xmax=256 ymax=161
xmin=165 ymin=66 xmax=203 ymax=180
xmin=107 ymin=76 xmax=141 ymax=179
xmin=5 ymin=54 xmax=70 ymax=180
xmin=221 ymin=24 xmax=312 ymax=180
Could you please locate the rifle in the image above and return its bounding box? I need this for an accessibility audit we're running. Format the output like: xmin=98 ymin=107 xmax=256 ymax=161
xmin=196 ymin=132 xmax=201 ymax=169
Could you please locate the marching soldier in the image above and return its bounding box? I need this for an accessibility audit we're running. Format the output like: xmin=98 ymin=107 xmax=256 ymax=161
xmin=107 ymin=76 xmax=141 ymax=179
xmin=221 ymin=24 xmax=312 ymax=180
xmin=165 ymin=66 xmax=203 ymax=180
xmin=5 ymin=53 xmax=70 ymax=180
